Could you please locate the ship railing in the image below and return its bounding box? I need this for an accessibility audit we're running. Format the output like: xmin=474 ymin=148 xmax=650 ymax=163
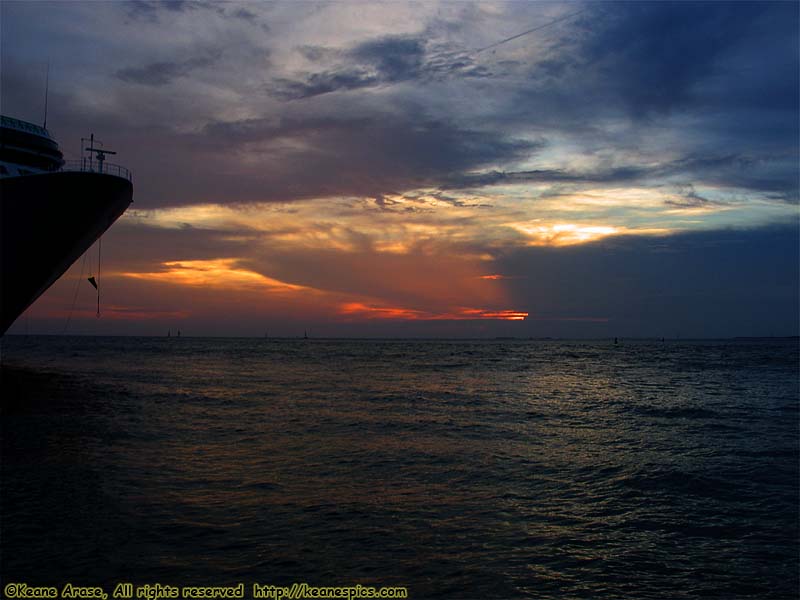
xmin=59 ymin=159 xmax=133 ymax=182
xmin=1 ymin=115 xmax=52 ymax=138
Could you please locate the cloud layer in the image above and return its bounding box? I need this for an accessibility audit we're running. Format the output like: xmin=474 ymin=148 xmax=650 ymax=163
xmin=1 ymin=1 xmax=797 ymax=336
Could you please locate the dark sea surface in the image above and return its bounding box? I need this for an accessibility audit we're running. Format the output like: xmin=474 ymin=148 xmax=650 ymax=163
xmin=1 ymin=336 xmax=798 ymax=599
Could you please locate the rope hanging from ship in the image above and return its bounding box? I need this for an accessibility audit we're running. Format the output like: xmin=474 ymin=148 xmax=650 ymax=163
xmin=87 ymin=236 xmax=101 ymax=318
xmin=62 ymin=252 xmax=89 ymax=334
xmin=62 ymin=235 xmax=102 ymax=333
xmin=97 ymin=236 xmax=101 ymax=318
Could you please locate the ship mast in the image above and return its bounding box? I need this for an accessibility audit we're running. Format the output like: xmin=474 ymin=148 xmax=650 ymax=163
xmin=84 ymin=134 xmax=116 ymax=174
xmin=43 ymin=61 xmax=50 ymax=130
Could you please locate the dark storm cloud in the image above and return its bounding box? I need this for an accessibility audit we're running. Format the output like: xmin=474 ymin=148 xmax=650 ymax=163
xmin=116 ymin=52 xmax=221 ymax=86
xmin=423 ymin=45 xmax=491 ymax=80
xmin=491 ymin=1 xmax=795 ymax=125
xmin=272 ymin=70 xmax=379 ymax=100
xmin=442 ymin=165 xmax=649 ymax=189
xmin=668 ymin=154 xmax=799 ymax=202
xmin=153 ymin=113 xmax=542 ymax=207
xmin=124 ymin=0 xmax=198 ymax=21
xmin=665 ymin=184 xmax=718 ymax=208
xmin=569 ymin=2 xmax=771 ymax=116
xmin=123 ymin=0 xmax=262 ymax=25
xmin=495 ymin=225 xmax=800 ymax=338
xmin=273 ymin=35 xmax=425 ymax=99
xmin=442 ymin=152 xmax=798 ymax=201
xmin=274 ymin=34 xmax=489 ymax=100
xmin=229 ymin=6 xmax=258 ymax=22
xmin=352 ymin=36 xmax=425 ymax=81
xmin=296 ymin=45 xmax=335 ymax=62
xmin=490 ymin=3 xmax=798 ymax=174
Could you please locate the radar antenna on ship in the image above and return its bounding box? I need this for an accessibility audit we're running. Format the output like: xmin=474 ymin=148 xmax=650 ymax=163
xmin=84 ymin=133 xmax=117 ymax=174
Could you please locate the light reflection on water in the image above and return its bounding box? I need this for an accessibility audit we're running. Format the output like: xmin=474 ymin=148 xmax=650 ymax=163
xmin=1 ymin=337 xmax=798 ymax=598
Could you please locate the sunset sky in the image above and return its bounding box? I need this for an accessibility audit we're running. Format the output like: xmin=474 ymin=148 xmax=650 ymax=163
xmin=2 ymin=1 xmax=798 ymax=338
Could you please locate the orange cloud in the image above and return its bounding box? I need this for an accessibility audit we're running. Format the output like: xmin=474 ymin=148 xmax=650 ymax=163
xmin=118 ymin=259 xmax=310 ymax=293
xmin=455 ymin=309 xmax=528 ymax=321
xmin=478 ymin=274 xmax=524 ymax=280
xmin=339 ymin=302 xmax=426 ymax=320
xmin=338 ymin=302 xmax=527 ymax=321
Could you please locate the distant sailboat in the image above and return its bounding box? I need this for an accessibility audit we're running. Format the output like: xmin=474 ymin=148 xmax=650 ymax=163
xmin=167 ymin=329 xmax=171 ymax=337
xmin=304 ymin=329 xmax=308 ymax=340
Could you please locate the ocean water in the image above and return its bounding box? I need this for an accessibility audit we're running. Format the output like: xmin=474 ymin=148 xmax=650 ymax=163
xmin=1 ymin=336 xmax=797 ymax=599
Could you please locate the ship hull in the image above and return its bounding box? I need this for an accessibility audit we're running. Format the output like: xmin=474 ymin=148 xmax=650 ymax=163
xmin=1 ymin=171 xmax=132 ymax=333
